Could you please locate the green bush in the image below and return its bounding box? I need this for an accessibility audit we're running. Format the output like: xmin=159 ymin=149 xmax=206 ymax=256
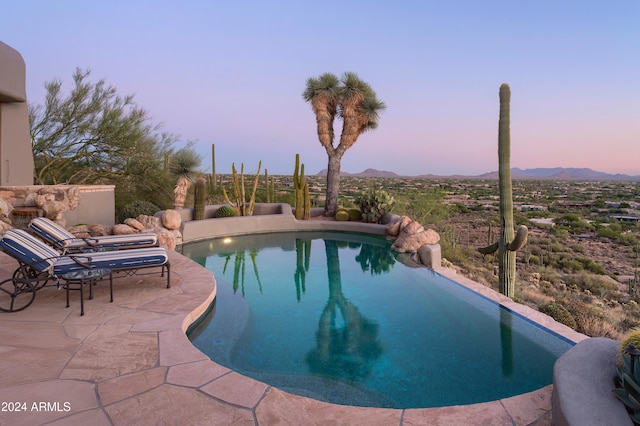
xmin=539 ymin=302 xmax=577 ymax=330
xmin=118 ymin=200 xmax=160 ymax=223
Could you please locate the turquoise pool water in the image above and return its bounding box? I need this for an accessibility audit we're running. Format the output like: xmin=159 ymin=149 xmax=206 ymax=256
xmin=185 ymin=232 xmax=573 ymax=409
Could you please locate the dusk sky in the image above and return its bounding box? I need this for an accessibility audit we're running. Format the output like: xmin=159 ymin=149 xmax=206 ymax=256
xmin=2 ymin=1 xmax=639 ymax=176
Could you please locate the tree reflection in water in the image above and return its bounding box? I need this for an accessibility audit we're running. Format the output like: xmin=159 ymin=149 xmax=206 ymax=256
xmin=220 ymin=248 xmax=262 ymax=296
xmin=306 ymin=240 xmax=383 ymax=381
xmin=355 ymin=242 xmax=396 ymax=275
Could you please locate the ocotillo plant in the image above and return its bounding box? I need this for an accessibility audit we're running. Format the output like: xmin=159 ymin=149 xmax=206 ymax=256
xmin=293 ymin=154 xmax=310 ymax=220
xmin=222 ymin=161 xmax=262 ymax=216
xmin=478 ymin=83 xmax=528 ymax=298
xmin=193 ymin=177 xmax=206 ymax=220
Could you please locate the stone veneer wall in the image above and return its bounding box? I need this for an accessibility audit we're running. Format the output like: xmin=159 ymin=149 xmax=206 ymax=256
xmin=0 ymin=185 xmax=115 ymax=227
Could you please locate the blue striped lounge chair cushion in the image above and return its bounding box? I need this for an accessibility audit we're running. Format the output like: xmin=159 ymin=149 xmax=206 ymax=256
xmin=0 ymin=229 xmax=60 ymax=272
xmin=28 ymin=217 xmax=76 ymax=249
xmin=29 ymin=217 xmax=158 ymax=250
xmin=52 ymin=247 xmax=169 ymax=275
xmin=64 ymin=233 xmax=159 ymax=250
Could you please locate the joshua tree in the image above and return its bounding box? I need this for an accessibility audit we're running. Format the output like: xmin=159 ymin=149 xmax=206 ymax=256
xmin=169 ymin=147 xmax=202 ymax=209
xmin=478 ymin=83 xmax=528 ymax=298
xmin=303 ymin=72 xmax=386 ymax=217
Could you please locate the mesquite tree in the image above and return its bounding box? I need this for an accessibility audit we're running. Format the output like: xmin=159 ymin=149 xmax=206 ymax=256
xmin=303 ymin=72 xmax=385 ymax=217
xmin=479 ymin=83 xmax=528 ymax=297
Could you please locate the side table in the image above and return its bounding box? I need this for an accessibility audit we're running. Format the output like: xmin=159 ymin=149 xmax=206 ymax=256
xmin=61 ymin=268 xmax=112 ymax=316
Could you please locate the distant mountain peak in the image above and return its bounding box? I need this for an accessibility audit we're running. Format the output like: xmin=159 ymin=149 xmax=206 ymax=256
xmin=315 ymin=168 xmax=400 ymax=178
xmin=314 ymin=167 xmax=640 ymax=181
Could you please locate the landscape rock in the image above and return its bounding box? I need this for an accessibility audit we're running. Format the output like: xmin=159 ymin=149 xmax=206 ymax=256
xmin=386 ymin=215 xmax=412 ymax=238
xmin=0 ymin=198 xmax=12 ymax=217
xmin=386 ymin=216 xmax=441 ymax=253
xmin=88 ymin=223 xmax=111 ymax=236
xmin=161 ymin=209 xmax=181 ymax=230
xmin=136 ymin=214 xmax=161 ymax=230
xmin=392 ymin=228 xmax=440 ymax=252
xmin=156 ymin=228 xmax=178 ymax=250
xmin=0 ymin=221 xmax=12 ymax=233
xmin=112 ymin=223 xmax=139 ymax=235
xmin=124 ymin=218 xmax=146 ymax=231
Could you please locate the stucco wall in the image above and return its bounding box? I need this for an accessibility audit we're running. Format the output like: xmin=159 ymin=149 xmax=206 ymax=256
xmin=0 ymin=40 xmax=35 ymax=185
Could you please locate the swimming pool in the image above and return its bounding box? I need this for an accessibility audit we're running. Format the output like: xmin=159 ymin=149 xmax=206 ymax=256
xmin=185 ymin=231 xmax=573 ymax=409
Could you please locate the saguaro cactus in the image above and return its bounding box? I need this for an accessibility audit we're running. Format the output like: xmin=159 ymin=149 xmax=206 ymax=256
xmin=478 ymin=83 xmax=528 ymax=298
xmin=193 ymin=177 xmax=206 ymax=220
xmin=293 ymin=154 xmax=310 ymax=220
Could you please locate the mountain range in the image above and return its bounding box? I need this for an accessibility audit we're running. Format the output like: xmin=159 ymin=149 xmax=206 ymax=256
xmin=316 ymin=167 xmax=640 ymax=181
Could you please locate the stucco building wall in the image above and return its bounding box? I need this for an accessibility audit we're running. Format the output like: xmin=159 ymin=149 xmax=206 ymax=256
xmin=0 ymin=40 xmax=35 ymax=185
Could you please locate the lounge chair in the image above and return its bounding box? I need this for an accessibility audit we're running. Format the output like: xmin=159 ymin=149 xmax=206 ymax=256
xmin=0 ymin=228 xmax=170 ymax=313
xmin=28 ymin=217 xmax=158 ymax=253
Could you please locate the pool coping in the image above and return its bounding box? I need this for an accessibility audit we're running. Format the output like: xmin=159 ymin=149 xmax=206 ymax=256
xmin=0 ymin=221 xmax=587 ymax=425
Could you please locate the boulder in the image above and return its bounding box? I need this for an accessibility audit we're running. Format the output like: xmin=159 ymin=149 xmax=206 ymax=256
xmin=112 ymin=224 xmax=139 ymax=235
xmin=0 ymin=198 xmax=13 ymax=217
xmin=386 ymin=215 xmax=412 ymax=238
xmin=136 ymin=214 xmax=161 ymax=230
xmin=87 ymin=223 xmax=111 ymax=236
xmin=392 ymin=228 xmax=440 ymax=252
xmin=124 ymin=217 xmax=145 ymax=231
xmin=161 ymin=209 xmax=181 ymax=230
xmin=156 ymin=228 xmax=178 ymax=250
xmin=0 ymin=221 xmax=12 ymax=233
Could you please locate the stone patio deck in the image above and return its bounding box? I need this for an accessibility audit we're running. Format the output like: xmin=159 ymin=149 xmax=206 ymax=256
xmin=0 ymin=248 xmax=585 ymax=425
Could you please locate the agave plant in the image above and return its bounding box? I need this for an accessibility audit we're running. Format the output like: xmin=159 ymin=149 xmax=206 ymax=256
xmin=615 ymin=344 xmax=640 ymax=423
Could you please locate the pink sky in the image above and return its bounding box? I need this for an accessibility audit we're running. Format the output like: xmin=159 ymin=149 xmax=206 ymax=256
xmin=2 ymin=1 xmax=639 ymax=176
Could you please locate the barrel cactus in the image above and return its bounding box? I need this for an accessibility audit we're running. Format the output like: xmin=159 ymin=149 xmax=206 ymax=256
xmin=215 ymin=205 xmax=237 ymax=218
xmin=335 ymin=208 xmax=349 ymax=221
xmin=348 ymin=208 xmax=362 ymax=221
xmin=355 ymin=188 xmax=395 ymax=223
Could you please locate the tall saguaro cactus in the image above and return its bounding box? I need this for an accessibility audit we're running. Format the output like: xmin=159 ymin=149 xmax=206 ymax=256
xmin=293 ymin=154 xmax=310 ymax=220
xmin=193 ymin=177 xmax=206 ymax=220
xmin=479 ymin=83 xmax=528 ymax=298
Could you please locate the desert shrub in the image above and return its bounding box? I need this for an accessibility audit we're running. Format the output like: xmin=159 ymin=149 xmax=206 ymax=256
xmin=118 ymin=200 xmax=160 ymax=223
xmin=618 ymin=327 xmax=640 ymax=365
xmin=539 ymin=302 xmax=577 ymax=330
xmin=563 ymin=298 xmax=619 ymax=337
xmin=528 ymin=255 xmax=541 ymax=265
xmin=565 ymin=272 xmax=619 ymax=299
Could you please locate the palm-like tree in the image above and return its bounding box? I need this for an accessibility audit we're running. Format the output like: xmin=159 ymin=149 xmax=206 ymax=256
xmin=303 ymin=72 xmax=385 ymax=217
xmin=169 ymin=147 xmax=202 ymax=209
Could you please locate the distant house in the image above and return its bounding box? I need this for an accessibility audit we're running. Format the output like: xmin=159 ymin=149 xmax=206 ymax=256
xmin=610 ymin=214 xmax=640 ymax=223
xmin=516 ymin=204 xmax=547 ymax=212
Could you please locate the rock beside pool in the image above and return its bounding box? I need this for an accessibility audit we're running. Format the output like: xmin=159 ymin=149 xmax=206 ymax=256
xmin=161 ymin=209 xmax=182 ymax=230
xmin=385 ymin=215 xmax=440 ymax=253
